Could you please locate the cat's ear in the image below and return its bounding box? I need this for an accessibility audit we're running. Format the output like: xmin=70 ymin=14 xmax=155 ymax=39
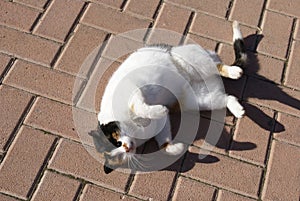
xmin=103 ymin=165 xmax=114 ymax=174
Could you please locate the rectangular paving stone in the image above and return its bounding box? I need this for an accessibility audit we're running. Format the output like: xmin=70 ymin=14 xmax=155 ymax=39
xmin=80 ymin=184 xmax=139 ymax=201
xmin=0 ymin=194 xmax=20 ymax=201
xmin=262 ymin=140 xmax=300 ymax=201
xmin=54 ymin=24 xmax=107 ymax=77
xmin=154 ymin=3 xmax=191 ymax=33
xmin=244 ymin=77 xmax=300 ymax=117
xmin=217 ymin=190 xmax=257 ymax=201
xmin=182 ymin=146 xmax=262 ymax=198
xmin=129 ymin=171 xmax=176 ymax=200
xmin=229 ymin=104 xmax=273 ymax=166
xmin=168 ymin=0 xmax=230 ymax=17
xmin=191 ymin=13 xmax=232 ymax=42
xmin=81 ymin=3 xmax=150 ymax=34
xmin=24 ymin=97 xmax=97 ymax=142
xmin=34 ymin=0 xmax=84 ymax=42
xmin=3 ymin=60 xmax=83 ymax=105
xmin=0 ymin=26 xmax=60 ymax=66
xmin=274 ymin=113 xmax=300 ymax=146
xmin=15 ymin=0 xmax=48 ymax=9
xmin=285 ymin=41 xmax=300 ymax=89
xmin=229 ymin=0 xmax=264 ymax=27
xmin=258 ymin=11 xmax=293 ymax=59
xmin=0 ymin=1 xmax=40 ymax=31
xmin=91 ymin=0 xmax=124 ymax=8
xmin=0 ymin=85 xmax=32 ymax=152
xmin=31 ymin=171 xmax=81 ymax=201
xmin=0 ymin=54 xmax=11 ymax=78
xmin=185 ymin=34 xmax=217 ymax=50
xmin=267 ymin=0 xmax=300 ymax=17
xmin=0 ymin=126 xmax=56 ymax=199
xmin=48 ymin=139 xmax=130 ymax=192
xmin=125 ymin=0 xmax=161 ymax=19
xmin=173 ymin=176 xmax=216 ymax=201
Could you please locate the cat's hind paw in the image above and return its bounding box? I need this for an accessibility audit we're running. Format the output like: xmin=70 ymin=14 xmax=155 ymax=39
xmin=227 ymin=66 xmax=243 ymax=79
xmin=227 ymin=95 xmax=245 ymax=118
xmin=148 ymin=105 xmax=169 ymax=119
xmin=163 ymin=142 xmax=186 ymax=155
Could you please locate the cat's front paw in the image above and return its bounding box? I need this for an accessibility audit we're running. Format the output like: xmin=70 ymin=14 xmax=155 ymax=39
xmin=148 ymin=105 xmax=169 ymax=119
xmin=162 ymin=142 xmax=186 ymax=155
xmin=227 ymin=66 xmax=243 ymax=79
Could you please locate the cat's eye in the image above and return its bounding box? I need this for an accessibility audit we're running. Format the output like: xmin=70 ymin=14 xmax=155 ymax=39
xmin=116 ymin=141 xmax=122 ymax=147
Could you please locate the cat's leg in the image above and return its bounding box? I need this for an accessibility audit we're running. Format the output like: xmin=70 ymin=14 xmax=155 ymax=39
xmin=129 ymin=89 xmax=168 ymax=119
xmin=217 ymin=63 xmax=243 ymax=79
xmin=226 ymin=95 xmax=245 ymax=118
xmin=155 ymin=115 xmax=185 ymax=155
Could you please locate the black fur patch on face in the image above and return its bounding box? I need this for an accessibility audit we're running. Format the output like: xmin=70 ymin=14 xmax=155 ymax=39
xmin=100 ymin=121 xmax=122 ymax=148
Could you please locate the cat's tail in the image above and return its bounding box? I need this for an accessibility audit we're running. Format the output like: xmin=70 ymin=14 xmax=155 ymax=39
xmin=232 ymin=21 xmax=247 ymax=67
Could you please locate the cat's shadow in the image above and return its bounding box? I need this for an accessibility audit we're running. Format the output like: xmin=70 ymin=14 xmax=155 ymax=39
xmin=142 ymin=33 xmax=297 ymax=173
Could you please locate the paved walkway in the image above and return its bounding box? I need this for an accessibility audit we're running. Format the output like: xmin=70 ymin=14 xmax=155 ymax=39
xmin=0 ymin=0 xmax=299 ymax=200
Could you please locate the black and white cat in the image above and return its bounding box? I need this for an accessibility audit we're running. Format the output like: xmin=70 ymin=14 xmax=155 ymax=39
xmin=90 ymin=21 xmax=247 ymax=174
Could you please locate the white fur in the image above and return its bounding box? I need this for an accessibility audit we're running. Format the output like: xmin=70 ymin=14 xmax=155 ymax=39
xmin=98 ymin=23 xmax=245 ymax=158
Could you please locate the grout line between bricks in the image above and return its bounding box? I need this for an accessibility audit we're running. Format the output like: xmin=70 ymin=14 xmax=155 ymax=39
xmin=50 ymin=2 xmax=90 ymax=68
xmin=0 ymin=57 xmax=16 ymax=84
xmin=257 ymin=111 xmax=277 ymax=200
xmin=0 ymin=192 xmax=25 ymax=201
xmin=225 ymin=0 xmax=235 ymax=20
xmin=27 ymin=137 xmax=60 ymax=200
xmin=120 ymin=0 xmax=129 ymax=12
xmin=73 ymin=182 xmax=86 ymax=201
xmin=180 ymin=11 xmax=195 ymax=45
xmin=179 ymin=174 xmax=258 ymax=200
xmin=29 ymin=0 xmax=53 ymax=33
xmin=10 ymin=1 xmax=44 ymax=11
xmin=257 ymin=0 xmax=269 ymax=29
xmin=2 ymin=96 xmax=37 ymax=154
xmin=212 ymin=188 xmax=219 ymax=201
xmin=280 ymin=18 xmax=297 ymax=85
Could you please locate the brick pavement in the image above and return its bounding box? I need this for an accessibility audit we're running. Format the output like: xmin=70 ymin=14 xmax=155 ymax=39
xmin=0 ymin=0 xmax=299 ymax=200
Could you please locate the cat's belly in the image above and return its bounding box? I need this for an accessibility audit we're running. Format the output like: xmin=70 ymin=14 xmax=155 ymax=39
xmin=141 ymin=85 xmax=179 ymax=106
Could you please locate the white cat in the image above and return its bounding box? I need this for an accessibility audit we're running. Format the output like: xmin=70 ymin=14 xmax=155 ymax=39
xmin=90 ymin=21 xmax=247 ymax=174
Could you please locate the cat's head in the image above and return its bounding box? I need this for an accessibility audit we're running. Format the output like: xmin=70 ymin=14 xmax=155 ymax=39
xmin=89 ymin=121 xmax=136 ymax=174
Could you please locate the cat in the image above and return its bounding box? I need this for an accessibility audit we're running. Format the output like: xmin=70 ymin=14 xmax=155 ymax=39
xmin=89 ymin=21 xmax=247 ymax=174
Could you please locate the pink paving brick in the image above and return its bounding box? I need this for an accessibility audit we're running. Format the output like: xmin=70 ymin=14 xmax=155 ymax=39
xmin=193 ymin=117 xmax=232 ymax=154
xmin=285 ymin=41 xmax=300 ymax=89
xmin=91 ymin=0 xmax=124 ymax=8
xmin=80 ymin=184 xmax=139 ymax=201
xmin=0 ymin=26 xmax=60 ymax=66
xmin=268 ymin=0 xmax=300 ymax=17
xmin=54 ymin=24 xmax=107 ymax=77
xmin=3 ymin=60 xmax=83 ymax=105
xmin=229 ymin=104 xmax=274 ymax=166
xmin=191 ymin=13 xmax=234 ymax=42
xmin=0 ymin=54 xmax=11 ymax=77
xmin=14 ymin=0 xmax=48 ymax=9
xmin=244 ymin=77 xmax=300 ymax=117
xmin=31 ymin=171 xmax=81 ymax=201
xmin=0 ymin=85 xmax=32 ymax=152
xmin=229 ymin=0 xmax=264 ymax=27
xmin=185 ymin=34 xmax=217 ymax=50
xmin=81 ymin=3 xmax=150 ymax=35
xmin=173 ymin=176 xmax=216 ymax=201
xmin=34 ymin=0 xmax=84 ymax=42
xmin=296 ymin=20 xmax=300 ymax=40
xmin=274 ymin=113 xmax=300 ymax=146
xmin=0 ymin=1 xmax=40 ymax=31
xmin=0 ymin=194 xmax=20 ymax=201
xmin=48 ymin=139 xmax=130 ymax=192
xmin=125 ymin=0 xmax=161 ymax=19
xmin=77 ymin=58 xmax=121 ymax=112
xmin=262 ymin=140 xmax=300 ymax=201
xmin=154 ymin=3 xmax=191 ymax=33
xmin=182 ymin=146 xmax=262 ymax=198
xmin=129 ymin=171 xmax=176 ymax=200
xmin=258 ymin=11 xmax=293 ymax=59
xmin=168 ymin=0 xmax=230 ymax=17
xmin=0 ymin=126 xmax=56 ymax=199
xmin=24 ymin=97 xmax=97 ymax=142
xmin=217 ymin=190 xmax=257 ymax=201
